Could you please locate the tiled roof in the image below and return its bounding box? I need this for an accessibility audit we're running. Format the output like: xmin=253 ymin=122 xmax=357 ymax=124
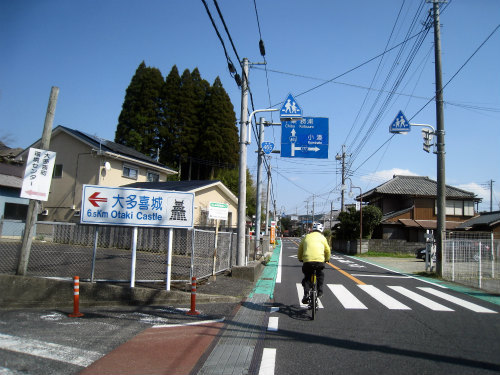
xmin=457 ymin=211 xmax=500 ymax=229
xmin=363 ymin=175 xmax=476 ymax=199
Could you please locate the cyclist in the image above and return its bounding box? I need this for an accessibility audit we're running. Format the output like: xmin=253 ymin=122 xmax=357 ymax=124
xmin=298 ymin=222 xmax=331 ymax=304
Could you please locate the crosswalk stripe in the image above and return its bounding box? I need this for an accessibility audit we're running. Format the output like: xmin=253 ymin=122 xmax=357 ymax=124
xmin=418 ymin=287 xmax=497 ymax=313
xmin=0 ymin=333 xmax=102 ymax=367
xmin=328 ymin=284 xmax=367 ymax=309
xmin=388 ymin=286 xmax=454 ymax=311
xmin=296 ymin=283 xmax=324 ymax=308
xmin=358 ymin=285 xmax=411 ymax=310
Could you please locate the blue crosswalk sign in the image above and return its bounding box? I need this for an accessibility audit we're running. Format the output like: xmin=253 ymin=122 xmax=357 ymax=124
xmin=389 ymin=110 xmax=411 ymax=133
xmin=280 ymin=93 xmax=302 ymax=119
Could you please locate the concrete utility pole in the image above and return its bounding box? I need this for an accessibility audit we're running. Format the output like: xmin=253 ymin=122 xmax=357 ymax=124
xmin=255 ymin=117 xmax=265 ymax=256
xmin=236 ymin=58 xmax=249 ymax=266
xmin=431 ymin=0 xmax=446 ymax=276
xmin=336 ymin=145 xmax=348 ymax=212
xmin=490 ymin=180 xmax=495 ymax=212
xmin=17 ymin=86 xmax=59 ymax=275
xmin=265 ymin=163 xmax=271 ymax=236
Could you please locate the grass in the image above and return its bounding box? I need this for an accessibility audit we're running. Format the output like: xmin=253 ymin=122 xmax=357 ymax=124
xmin=354 ymin=251 xmax=414 ymax=258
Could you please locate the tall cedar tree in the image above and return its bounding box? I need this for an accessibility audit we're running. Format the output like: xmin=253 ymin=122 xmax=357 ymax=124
xmin=160 ymin=65 xmax=181 ymax=168
xmin=115 ymin=62 xmax=164 ymax=157
xmin=200 ymin=77 xmax=238 ymax=179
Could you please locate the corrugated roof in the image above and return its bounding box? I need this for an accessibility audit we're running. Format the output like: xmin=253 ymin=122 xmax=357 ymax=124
xmin=124 ymin=180 xmax=219 ymax=192
xmin=363 ymin=175 xmax=476 ymax=199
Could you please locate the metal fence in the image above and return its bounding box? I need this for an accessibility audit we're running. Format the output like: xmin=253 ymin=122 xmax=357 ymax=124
xmin=443 ymin=231 xmax=500 ymax=293
xmin=0 ymin=220 xmax=257 ymax=286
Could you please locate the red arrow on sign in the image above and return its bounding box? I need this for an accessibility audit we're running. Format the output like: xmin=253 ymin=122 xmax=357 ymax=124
xmin=25 ymin=190 xmax=47 ymax=197
xmin=88 ymin=192 xmax=107 ymax=207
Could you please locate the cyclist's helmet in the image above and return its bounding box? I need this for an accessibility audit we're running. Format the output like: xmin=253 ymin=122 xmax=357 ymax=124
xmin=312 ymin=223 xmax=324 ymax=233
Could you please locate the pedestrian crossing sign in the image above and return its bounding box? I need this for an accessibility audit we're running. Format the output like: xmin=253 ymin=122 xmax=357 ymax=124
xmin=389 ymin=110 xmax=411 ymax=133
xmin=280 ymin=93 xmax=303 ymax=119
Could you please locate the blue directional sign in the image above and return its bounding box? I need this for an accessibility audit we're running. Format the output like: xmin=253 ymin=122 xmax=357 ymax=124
xmin=262 ymin=142 xmax=274 ymax=155
xmin=281 ymin=117 xmax=328 ymax=159
xmin=280 ymin=93 xmax=303 ymax=119
xmin=389 ymin=110 xmax=411 ymax=133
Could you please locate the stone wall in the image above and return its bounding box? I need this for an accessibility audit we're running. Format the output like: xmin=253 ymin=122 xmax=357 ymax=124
xmin=331 ymin=238 xmax=426 ymax=255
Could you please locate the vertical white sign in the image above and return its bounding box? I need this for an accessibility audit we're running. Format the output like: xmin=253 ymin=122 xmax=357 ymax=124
xmin=20 ymin=147 xmax=56 ymax=201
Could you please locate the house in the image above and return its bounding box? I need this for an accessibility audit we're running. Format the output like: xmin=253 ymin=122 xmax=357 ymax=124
xmin=16 ymin=125 xmax=177 ymax=222
xmin=456 ymin=211 xmax=500 ymax=238
xmin=124 ymin=180 xmax=238 ymax=228
xmin=360 ymin=175 xmax=480 ymax=242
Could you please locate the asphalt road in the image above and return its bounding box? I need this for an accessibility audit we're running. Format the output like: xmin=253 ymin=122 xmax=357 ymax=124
xmin=263 ymin=238 xmax=500 ymax=375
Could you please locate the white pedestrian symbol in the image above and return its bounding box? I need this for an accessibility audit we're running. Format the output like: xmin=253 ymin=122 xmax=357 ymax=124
xmin=284 ymin=99 xmax=298 ymax=114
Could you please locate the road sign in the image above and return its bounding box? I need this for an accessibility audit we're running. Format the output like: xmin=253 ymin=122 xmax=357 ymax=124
xmin=281 ymin=117 xmax=329 ymax=158
xmin=81 ymin=185 xmax=194 ymax=228
xmin=389 ymin=110 xmax=411 ymax=133
xmin=280 ymin=93 xmax=302 ymax=119
xmin=262 ymin=142 xmax=274 ymax=154
xmin=20 ymin=147 xmax=56 ymax=201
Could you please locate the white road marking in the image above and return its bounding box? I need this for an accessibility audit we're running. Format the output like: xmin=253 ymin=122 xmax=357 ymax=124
xmin=328 ymin=284 xmax=367 ymax=309
xmin=359 ymin=285 xmax=411 ymax=310
xmin=276 ymin=245 xmax=282 ymax=283
xmin=153 ymin=318 xmax=225 ymax=328
xmin=0 ymin=333 xmax=102 ymax=367
xmin=259 ymin=348 xmax=276 ymax=375
xmin=388 ymin=286 xmax=454 ymax=311
xmin=296 ymin=283 xmax=324 ymax=308
xmin=418 ymin=288 xmax=497 ymax=313
xmin=267 ymin=317 xmax=279 ymax=332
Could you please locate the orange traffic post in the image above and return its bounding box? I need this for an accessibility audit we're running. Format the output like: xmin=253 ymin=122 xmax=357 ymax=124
xmin=186 ymin=277 xmax=200 ymax=316
xmin=69 ymin=276 xmax=84 ymax=317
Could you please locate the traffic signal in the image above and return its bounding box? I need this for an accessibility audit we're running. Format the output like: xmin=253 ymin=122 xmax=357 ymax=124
xmin=422 ymin=129 xmax=433 ymax=153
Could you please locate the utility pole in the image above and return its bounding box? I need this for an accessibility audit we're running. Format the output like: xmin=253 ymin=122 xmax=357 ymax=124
xmin=336 ymin=145 xmax=348 ymax=212
xmin=430 ymin=0 xmax=446 ymax=276
xmin=490 ymin=180 xmax=495 ymax=212
xmin=265 ymin=163 xmax=271 ymax=236
xmin=18 ymin=86 xmax=59 ymax=275
xmin=236 ymin=58 xmax=249 ymax=266
xmin=255 ymin=117 xmax=265 ymax=256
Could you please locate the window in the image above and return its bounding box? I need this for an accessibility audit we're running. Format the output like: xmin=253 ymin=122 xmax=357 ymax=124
xmin=464 ymin=201 xmax=474 ymax=216
xmin=4 ymin=203 xmax=29 ymax=220
xmin=52 ymin=164 xmax=63 ymax=178
xmin=122 ymin=165 xmax=138 ymax=180
xmin=147 ymin=171 xmax=160 ymax=182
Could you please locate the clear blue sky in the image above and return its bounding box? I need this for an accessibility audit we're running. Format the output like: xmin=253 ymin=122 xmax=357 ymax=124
xmin=1 ymin=0 xmax=499 ymax=215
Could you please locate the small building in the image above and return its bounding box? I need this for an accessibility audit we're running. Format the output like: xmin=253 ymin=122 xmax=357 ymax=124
xmin=456 ymin=211 xmax=500 ymax=238
xmin=361 ymin=175 xmax=480 ymax=242
xmin=125 ymin=180 xmax=238 ymax=229
xmin=16 ymin=125 xmax=177 ymax=222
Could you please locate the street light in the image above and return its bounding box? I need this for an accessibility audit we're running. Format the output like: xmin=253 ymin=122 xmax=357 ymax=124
xmin=344 ymin=178 xmax=363 ymax=254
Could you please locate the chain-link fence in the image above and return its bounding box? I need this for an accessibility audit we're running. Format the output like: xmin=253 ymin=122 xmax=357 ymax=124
xmin=0 ymin=220 xmax=258 ymax=286
xmin=443 ymin=231 xmax=500 ymax=293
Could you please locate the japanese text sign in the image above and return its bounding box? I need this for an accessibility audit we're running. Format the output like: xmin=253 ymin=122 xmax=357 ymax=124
xmin=81 ymin=185 xmax=194 ymax=228
xmin=20 ymin=147 xmax=56 ymax=201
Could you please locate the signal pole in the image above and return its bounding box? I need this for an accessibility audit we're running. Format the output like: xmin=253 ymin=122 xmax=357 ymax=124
xmin=336 ymin=145 xmax=348 ymax=212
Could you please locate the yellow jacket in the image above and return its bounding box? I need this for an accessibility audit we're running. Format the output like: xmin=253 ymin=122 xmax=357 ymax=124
xmin=298 ymin=231 xmax=331 ymax=262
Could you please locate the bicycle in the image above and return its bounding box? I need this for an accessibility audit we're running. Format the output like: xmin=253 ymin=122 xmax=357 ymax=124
xmin=308 ymin=269 xmax=319 ymax=320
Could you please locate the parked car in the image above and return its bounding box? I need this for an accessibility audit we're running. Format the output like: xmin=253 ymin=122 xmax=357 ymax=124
xmin=415 ymin=247 xmax=427 ymax=260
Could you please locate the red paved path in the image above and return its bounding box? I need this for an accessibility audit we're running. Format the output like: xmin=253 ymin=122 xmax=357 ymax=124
xmin=80 ymin=322 xmax=224 ymax=375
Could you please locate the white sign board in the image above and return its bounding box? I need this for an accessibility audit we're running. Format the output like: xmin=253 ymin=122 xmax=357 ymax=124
xmin=80 ymin=185 xmax=194 ymax=228
xmin=208 ymin=202 xmax=229 ymax=221
xmin=20 ymin=147 xmax=56 ymax=201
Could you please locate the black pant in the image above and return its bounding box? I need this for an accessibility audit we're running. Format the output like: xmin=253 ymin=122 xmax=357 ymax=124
xmin=302 ymin=262 xmax=325 ymax=295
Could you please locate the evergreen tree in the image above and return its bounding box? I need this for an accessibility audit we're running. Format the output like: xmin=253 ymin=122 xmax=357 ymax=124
xmin=115 ymin=61 xmax=164 ymax=157
xmin=160 ymin=65 xmax=181 ymax=168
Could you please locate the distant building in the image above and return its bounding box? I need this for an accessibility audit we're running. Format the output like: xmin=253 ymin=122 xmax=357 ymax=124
xmin=360 ymin=175 xmax=480 ymax=242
